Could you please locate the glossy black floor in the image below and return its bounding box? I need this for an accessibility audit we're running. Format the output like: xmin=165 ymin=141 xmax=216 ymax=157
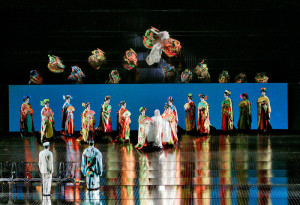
xmin=0 ymin=132 xmax=299 ymax=205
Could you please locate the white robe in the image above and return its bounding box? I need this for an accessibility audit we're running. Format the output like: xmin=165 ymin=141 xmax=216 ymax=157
xmin=148 ymin=115 xmax=163 ymax=147
xmin=146 ymin=31 xmax=170 ymax=65
xmin=162 ymin=119 xmax=172 ymax=143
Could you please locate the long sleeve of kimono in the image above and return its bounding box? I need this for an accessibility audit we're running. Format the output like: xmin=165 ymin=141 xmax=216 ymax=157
xmin=230 ymin=100 xmax=233 ymax=121
xmin=97 ymin=152 xmax=103 ymax=176
xmin=81 ymin=152 xmax=86 ymax=176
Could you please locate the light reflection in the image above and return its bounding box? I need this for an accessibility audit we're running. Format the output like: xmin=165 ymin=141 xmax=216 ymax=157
xmin=193 ymin=135 xmax=211 ymax=205
xmin=219 ymin=135 xmax=232 ymax=205
xmin=235 ymin=133 xmax=250 ymax=204
xmin=137 ymin=151 xmax=149 ymax=205
xmin=257 ymin=134 xmax=272 ymax=205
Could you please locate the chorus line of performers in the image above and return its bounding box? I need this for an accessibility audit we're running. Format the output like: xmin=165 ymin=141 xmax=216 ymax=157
xmin=20 ymin=87 xmax=271 ymax=144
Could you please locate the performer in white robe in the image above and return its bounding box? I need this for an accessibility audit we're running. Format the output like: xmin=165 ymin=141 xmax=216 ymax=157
xmin=146 ymin=29 xmax=170 ymax=65
xmin=39 ymin=142 xmax=53 ymax=196
xmin=148 ymin=109 xmax=163 ymax=148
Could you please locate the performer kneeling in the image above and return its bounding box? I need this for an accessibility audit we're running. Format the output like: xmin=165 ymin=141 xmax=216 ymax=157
xmin=39 ymin=142 xmax=53 ymax=196
xmin=81 ymin=139 xmax=103 ymax=190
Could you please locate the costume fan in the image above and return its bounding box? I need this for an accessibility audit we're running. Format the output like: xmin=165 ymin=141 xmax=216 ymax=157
xmin=68 ymin=66 xmax=85 ymax=84
xmin=181 ymin=69 xmax=193 ymax=83
xmin=123 ymin=49 xmax=138 ymax=70
xmin=106 ymin=70 xmax=121 ymax=84
xmin=219 ymin=71 xmax=230 ymax=83
xmin=88 ymin=48 xmax=106 ymax=70
xmin=235 ymin=73 xmax=247 ymax=83
xmin=193 ymin=60 xmax=211 ymax=82
xmin=255 ymin=72 xmax=269 ymax=83
xmin=29 ymin=70 xmax=43 ymax=85
xmin=162 ymin=64 xmax=178 ymax=82
xmin=143 ymin=27 xmax=181 ymax=65
xmin=47 ymin=55 xmax=65 ymax=73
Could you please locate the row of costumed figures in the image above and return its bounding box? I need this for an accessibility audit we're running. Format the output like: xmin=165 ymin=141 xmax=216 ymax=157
xmin=28 ymin=27 xmax=270 ymax=85
xmin=20 ymin=87 xmax=271 ymax=148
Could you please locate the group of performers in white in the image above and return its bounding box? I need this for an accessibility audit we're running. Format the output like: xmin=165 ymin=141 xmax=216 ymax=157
xmin=21 ymin=87 xmax=271 ymax=148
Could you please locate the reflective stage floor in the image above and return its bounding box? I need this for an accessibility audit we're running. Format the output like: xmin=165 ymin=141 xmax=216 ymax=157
xmin=0 ymin=133 xmax=299 ymax=204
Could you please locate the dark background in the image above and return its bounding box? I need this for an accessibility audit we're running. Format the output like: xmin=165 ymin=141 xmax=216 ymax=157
xmin=1 ymin=0 xmax=299 ymax=133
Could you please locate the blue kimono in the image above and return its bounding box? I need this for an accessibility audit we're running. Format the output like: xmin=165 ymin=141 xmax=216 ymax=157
xmin=81 ymin=146 xmax=103 ymax=190
xmin=61 ymin=102 xmax=70 ymax=131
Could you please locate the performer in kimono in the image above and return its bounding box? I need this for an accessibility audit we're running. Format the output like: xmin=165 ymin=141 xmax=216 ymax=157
xmin=162 ymin=104 xmax=178 ymax=145
xmin=96 ymin=96 xmax=112 ymax=133
xmin=116 ymin=101 xmax=131 ymax=143
xmin=168 ymin=96 xmax=178 ymax=133
xmin=197 ymin=94 xmax=211 ymax=135
xmin=135 ymin=107 xmax=152 ymax=149
xmin=80 ymin=102 xmax=96 ymax=143
xmin=257 ymin=88 xmax=272 ymax=132
xmin=184 ymin=93 xmax=195 ymax=133
xmin=39 ymin=142 xmax=53 ymax=196
xmin=148 ymin=109 xmax=163 ymax=148
xmin=221 ymin=90 xmax=234 ymax=132
xmin=41 ymin=99 xmax=55 ymax=142
xmin=20 ymin=95 xmax=34 ymax=137
xmin=61 ymin=95 xmax=74 ymax=136
xmin=81 ymin=139 xmax=103 ymax=190
xmin=237 ymin=93 xmax=252 ymax=131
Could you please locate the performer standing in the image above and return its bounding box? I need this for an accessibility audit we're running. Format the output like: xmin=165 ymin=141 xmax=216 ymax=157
xmin=135 ymin=107 xmax=152 ymax=149
xmin=96 ymin=96 xmax=112 ymax=133
xmin=168 ymin=96 xmax=178 ymax=133
xmin=221 ymin=90 xmax=234 ymax=132
xmin=237 ymin=93 xmax=252 ymax=131
xmin=162 ymin=104 xmax=178 ymax=145
xmin=39 ymin=142 xmax=53 ymax=196
xmin=41 ymin=99 xmax=55 ymax=142
xmin=61 ymin=95 xmax=74 ymax=136
xmin=20 ymin=95 xmax=34 ymax=137
xmin=197 ymin=94 xmax=211 ymax=135
xmin=116 ymin=101 xmax=131 ymax=143
xmin=257 ymin=88 xmax=272 ymax=132
xmin=81 ymin=139 xmax=103 ymax=190
xmin=148 ymin=109 xmax=163 ymax=148
xmin=80 ymin=103 xmax=96 ymax=143
xmin=184 ymin=93 xmax=196 ymax=133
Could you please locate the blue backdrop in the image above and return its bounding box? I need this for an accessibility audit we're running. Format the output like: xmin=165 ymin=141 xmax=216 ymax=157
xmin=9 ymin=83 xmax=288 ymax=132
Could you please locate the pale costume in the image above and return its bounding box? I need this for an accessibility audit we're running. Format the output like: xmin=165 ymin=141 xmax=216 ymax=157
xmin=148 ymin=109 xmax=163 ymax=147
xmin=39 ymin=142 xmax=53 ymax=196
xmin=81 ymin=143 xmax=103 ymax=190
xmin=146 ymin=29 xmax=170 ymax=65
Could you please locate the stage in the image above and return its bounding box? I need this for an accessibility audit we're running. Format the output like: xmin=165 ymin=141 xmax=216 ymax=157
xmin=0 ymin=132 xmax=298 ymax=204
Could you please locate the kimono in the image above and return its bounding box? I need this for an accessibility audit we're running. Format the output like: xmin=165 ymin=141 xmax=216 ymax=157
xmin=184 ymin=101 xmax=196 ymax=131
xmin=117 ymin=108 xmax=131 ymax=140
xmin=20 ymin=102 xmax=34 ymax=133
xmin=61 ymin=102 xmax=74 ymax=135
xmin=221 ymin=98 xmax=234 ymax=131
xmin=81 ymin=146 xmax=103 ymax=190
xmin=197 ymin=101 xmax=210 ymax=134
xmin=237 ymin=99 xmax=252 ymax=130
xmin=148 ymin=115 xmax=163 ymax=147
xmin=257 ymin=96 xmax=272 ymax=131
xmin=135 ymin=115 xmax=151 ymax=149
xmin=162 ymin=110 xmax=178 ymax=145
xmin=41 ymin=107 xmax=55 ymax=141
xmin=81 ymin=109 xmax=96 ymax=142
xmin=97 ymin=102 xmax=112 ymax=133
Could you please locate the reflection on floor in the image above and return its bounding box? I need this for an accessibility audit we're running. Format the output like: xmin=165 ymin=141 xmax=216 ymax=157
xmin=0 ymin=133 xmax=298 ymax=204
